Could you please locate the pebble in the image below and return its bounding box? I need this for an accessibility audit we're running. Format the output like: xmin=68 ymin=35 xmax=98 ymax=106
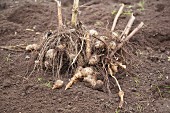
xmin=58 ymin=98 xmax=62 ymax=103
xmin=131 ymin=88 xmax=137 ymax=92
xmin=21 ymin=92 xmax=26 ymax=96
xmin=2 ymin=79 xmax=11 ymax=88
xmin=66 ymin=105 xmax=72 ymax=110
xmin=25 ymin=55 xmax=30 ymax=59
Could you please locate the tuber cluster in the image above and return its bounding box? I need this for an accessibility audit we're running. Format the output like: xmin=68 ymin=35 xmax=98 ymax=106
xmin=25 ymin=1 xmax=144 ymax=108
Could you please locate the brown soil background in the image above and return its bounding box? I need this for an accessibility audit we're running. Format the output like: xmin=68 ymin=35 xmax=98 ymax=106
xmin=0 ymin=0 xmax=170 ymax=113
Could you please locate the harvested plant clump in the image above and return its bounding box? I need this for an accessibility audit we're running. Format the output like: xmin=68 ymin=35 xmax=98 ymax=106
xmin=25 ymin=0 xmax=144 ymax=108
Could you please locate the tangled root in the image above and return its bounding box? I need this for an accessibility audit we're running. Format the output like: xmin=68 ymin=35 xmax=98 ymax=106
xmin=25 ymin=2 xmax=144 ymax=108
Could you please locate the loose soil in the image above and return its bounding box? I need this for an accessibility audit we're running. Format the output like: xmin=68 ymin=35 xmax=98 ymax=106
xmin=0 ymin=0 xmax=170 ymax=113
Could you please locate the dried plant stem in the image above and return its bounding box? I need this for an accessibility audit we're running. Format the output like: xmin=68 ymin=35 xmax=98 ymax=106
xmin=125 ymin=22 xmax=144 ymax=41
xmin=86 ymin=32 xmax=91 ymax=60
xmin=27 ymin=62 xmax=38 ymax=78
xmin=71 ymin=0 xmax=79 ymax=27
xmin=121 ymin=13 xmax=135 ymax=41
xmin=111 ymin=4 xmax=124 ymax=32
xmin=71 ymin=39 xmax=84 ymax=66
xmin=0 ymin=44 xmax=26 ymax=52
xmin=111 ymin=22 xmax=144 ymax=56
xmin=55 ymin=0 xmax=63 ymax=28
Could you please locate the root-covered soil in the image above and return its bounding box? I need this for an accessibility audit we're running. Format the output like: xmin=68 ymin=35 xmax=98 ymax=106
xmin=0 ymin=0 xmax=170 ymax=113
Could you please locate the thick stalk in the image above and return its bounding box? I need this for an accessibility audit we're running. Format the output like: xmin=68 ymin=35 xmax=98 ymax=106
xmin=121 ymin=13 xmax=135 ymax=41
xmin=55 ymin=0 xmax=63 ymax=28
xmin=111 ymin=4 xmax=124 ymax=32
xmin=71 ymin=0 xmax=79 ymax=27
xmin=111 ymin=22 xmax=144 ymax=56
xmin=86 ymin=32 xmax=91 ymax=60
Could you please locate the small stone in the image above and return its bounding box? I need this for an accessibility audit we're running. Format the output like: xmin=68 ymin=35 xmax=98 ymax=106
xmin=35 ymin=32 xmax=41 ymax=35
xmin=115 ymin=97 xmax=119 ymax=102
xmin=100 ymin=99 xmax=104 ymax=101
xmin=58 ymin=98 xmax=62 ymax=103
xmin=25 ymin=55 xmax=30 ymax=59
xmin=66 ymin=105 xmax=72 ymax=110
xmin=21 ymin=92 xmax=26 ymax=96
xmin=57 ymin=108 xmax=64 ymax=112
xmin=131 ymin=88 xmax=137 ymax=92
xmin=160 ymin=47 xmax=165 ymax=52
xmin=2 ymin=79 xmax=11 ymax=88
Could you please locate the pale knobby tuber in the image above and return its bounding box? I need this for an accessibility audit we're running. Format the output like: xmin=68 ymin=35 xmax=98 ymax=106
xmin=45 ymin=49 xmax=55 ymax=59
xmin=65 ymin=67 xmax=103 ymax=90
xmin=94 ymin=40 xmax=104 ymax=48
xmin=57 ymin=44 xmax=66 ymax=50
xmin=109 ymin=41 xmax=116 ymax=50
xmin=89 ymin=29 xmax=98 ymax=36
xmin=65 ymin=67 xmax=94 ymax=90
xmin=81 ymin=67 xmax=94 ymax=76
xmin=89 ymin=54 xmax=100 ymax=65
xmin=83 ymin=75 xmax=103 ymax=89
xmin=95 ymin=80 xmax=104 ymax=89
xmin=83 ymin=74 xmax=97 ymax=87
xmin=26 ymin=44 xmax=40 ymax=51
xmin=52 ymin=79 xmax=64 ymax=89
xmin=94 ymin=36 xmax=108 ymax=48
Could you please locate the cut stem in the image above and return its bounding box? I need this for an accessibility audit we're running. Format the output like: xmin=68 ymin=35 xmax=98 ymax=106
xmin=111 ymin=4 xmax=124 ymax=32
xmin=71 ymin=0 xmax=79 ymax=27
xmin=125 ymin=22 xmax=144 ymax=41
xmin=111 ymin=22 xmax=144 ymax=56
xmin=121 ymin=13 xmax=135 ymax=41
xmin=55 ymin=0 xmax=63 ymax=28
